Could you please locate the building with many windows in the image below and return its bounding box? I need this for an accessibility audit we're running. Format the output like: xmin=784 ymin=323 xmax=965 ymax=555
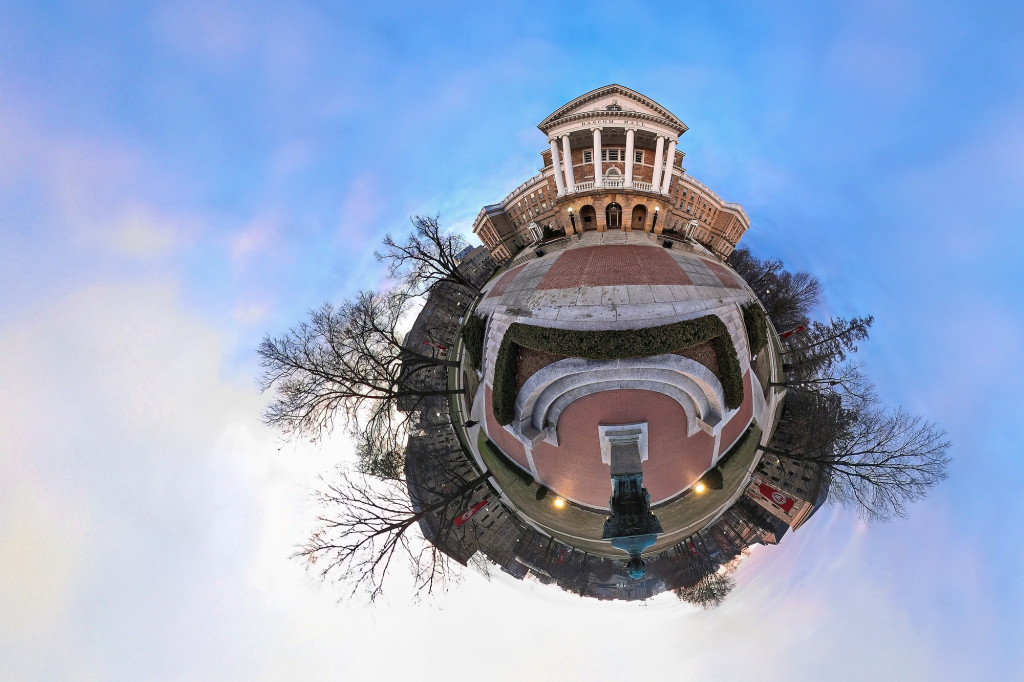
xmin=473 ymin=84 xmax=750 ymax=263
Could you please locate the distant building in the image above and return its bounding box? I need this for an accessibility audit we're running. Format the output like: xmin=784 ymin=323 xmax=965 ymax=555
xmin=745 ymin=393 xmax=832 ymax=531
xmin=454 ymin=245 xmax=496 ymax=287
xmin=399 ymin=246 xmax=496 ymax=413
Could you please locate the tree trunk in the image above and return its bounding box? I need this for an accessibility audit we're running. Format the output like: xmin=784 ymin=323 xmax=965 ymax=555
xmin=414 ymin=473 xmax=491 ymax=518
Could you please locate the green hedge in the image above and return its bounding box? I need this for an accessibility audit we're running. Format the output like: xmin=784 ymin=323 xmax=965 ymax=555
xmin=742 ymin=304 xmax=768 ymax=355
xmin=700 ymin=467 xmax=724 ymax=490
xmin=492 ymin=315 xmax=745 ymax=425
xmin=460 ymin=314 xmax=487 ymax=371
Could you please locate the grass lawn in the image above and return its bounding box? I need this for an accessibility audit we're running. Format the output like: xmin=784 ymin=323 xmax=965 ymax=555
xmin=769 ymin=322 xmax=785 ymax=379
xmin=476 ymin=431 xmax=613 ymax=554
xmin=645 ymin=423 xmax=762 ymax=551
xmin=752 ymin=350 xmax=773 ymax=399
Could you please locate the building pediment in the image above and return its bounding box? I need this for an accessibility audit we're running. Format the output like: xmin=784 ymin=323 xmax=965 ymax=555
xmin=538 ymin=84 xmax=688 ymax=135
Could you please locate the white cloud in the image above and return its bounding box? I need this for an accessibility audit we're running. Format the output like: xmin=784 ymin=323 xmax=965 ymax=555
xmin=0 ymin=281 xmax=332 ymax=679
xmin=0 ymin=277 xmax=1003 ymax=682
xmin=110 ymin=205 xmax=184 ymax=257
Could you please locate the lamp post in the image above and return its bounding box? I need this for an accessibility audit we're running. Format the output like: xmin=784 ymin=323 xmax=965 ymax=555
xmin=568 ymin=207 xmax=580 ymax=240
xmin=651 ymin=206 xmax=659 ymax=233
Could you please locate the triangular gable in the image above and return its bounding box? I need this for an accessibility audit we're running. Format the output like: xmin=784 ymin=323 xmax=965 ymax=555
xmin=538 ymin=84 xmax=687 ymax=134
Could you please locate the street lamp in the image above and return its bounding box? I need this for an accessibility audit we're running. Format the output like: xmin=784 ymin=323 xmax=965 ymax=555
xmin=651 ymin=206 xmax=659 ymax=232
xmin=694 ymin=482 xmax=706 ymax=494
xmin=568 ymin=207 xmax=579 ymax=239
xmin=553 ymin=497 xmax=566 ymax=509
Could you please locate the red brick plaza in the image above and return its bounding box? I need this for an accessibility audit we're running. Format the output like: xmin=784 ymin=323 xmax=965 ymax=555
xmin=475 ymin=233 xmax=761 ymax=509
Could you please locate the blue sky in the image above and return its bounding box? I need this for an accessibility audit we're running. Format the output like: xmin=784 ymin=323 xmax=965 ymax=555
xmin=2 ymin=1 xmax=1023 ymax=680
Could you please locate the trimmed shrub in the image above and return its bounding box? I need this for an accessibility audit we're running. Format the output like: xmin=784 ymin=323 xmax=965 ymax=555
xmin=742 ymin=303 xmax=769 ymax=355
xmin=700 ymin=467 xmax=724 ymax=490
xmin=491 ymin=315 xmax=745 ymax=426
xmin=541 ymin=223 xmax=565 ymax=240
xmin=461 ymin=314 xmax=487 ymax=371
xmin=491 ymin=332 xmax=521 ymax=425
xmin=710 ymin=334 xmax=743 ymax=408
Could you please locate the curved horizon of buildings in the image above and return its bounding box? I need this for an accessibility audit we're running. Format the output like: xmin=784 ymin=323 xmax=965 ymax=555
xmin=400 ymin=86 xmax=829 ymax=601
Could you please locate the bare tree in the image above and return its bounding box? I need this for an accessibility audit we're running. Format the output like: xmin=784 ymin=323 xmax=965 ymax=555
xmin=728 ymin=247 xmax=822 ymax=329
xmin=728 ymin=247 xmax=783 ymax=295
xmin=297 ymin=463 xmax=491 ymax=601
xmin=766 ymin=270 xmax=822 ymax=330
xmin=376 ymin=215 xmax=480 ymax=296
xmin=774 ymin=361 xmax=878 ymax=412
xmin=258 ymin=288 xmax=463 ymax=477
xmin=759 ymin=400 xmax=950 ymax=522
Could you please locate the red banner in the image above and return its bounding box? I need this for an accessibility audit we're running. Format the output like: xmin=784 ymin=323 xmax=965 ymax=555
xmin=454 ymin=498 xmax=489 ymax=527
xmin=758 ymin=483 xmax=795 ymax=512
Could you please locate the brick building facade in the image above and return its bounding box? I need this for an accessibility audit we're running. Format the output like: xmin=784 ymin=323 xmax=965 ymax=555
xmin=472 ymin=84 xmax=751 ymax=263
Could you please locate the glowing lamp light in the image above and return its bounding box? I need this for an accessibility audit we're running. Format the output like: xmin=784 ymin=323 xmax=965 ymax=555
xmin=694 ymin=483 xmax=706 ymax=494
xmin=567 ymin=207 xmax=573 ymax=214
xmin=553 ymin=497 xmax=566 ymax=509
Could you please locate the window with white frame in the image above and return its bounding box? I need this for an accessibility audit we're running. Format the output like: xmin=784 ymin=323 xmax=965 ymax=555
xmin=634 ymin=150 xmax=643 ymax=163
xmin=583 ymin=150 xmax=593 ymax=163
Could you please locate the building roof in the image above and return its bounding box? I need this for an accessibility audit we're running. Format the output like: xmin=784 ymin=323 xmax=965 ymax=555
xmin=537 ymin=84 xmax=688 ymax=135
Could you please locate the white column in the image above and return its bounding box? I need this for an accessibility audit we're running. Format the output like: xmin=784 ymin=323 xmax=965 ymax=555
xmin=549 ymin=137 xmax=566 ymax=196
xmin=561 ymin=135 xmax=575 ymax=191
xmin=660 ymin=138 xmax=678 ymax=194
xmin=650 ymin=135 xmax=666 ymax=193
xmin=624 ymin=128 xmax=635 ymax=188
xmin=592 ymin=128 xmax=603 ymax=188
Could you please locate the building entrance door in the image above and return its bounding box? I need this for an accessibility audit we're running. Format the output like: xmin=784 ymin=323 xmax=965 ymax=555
xmin=606 ymin=203 xmax=622 ymax=229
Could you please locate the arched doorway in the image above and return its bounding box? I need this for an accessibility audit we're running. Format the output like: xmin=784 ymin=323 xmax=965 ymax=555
xmin=631 ymin=204 xmax=648 ymax=231
xmin=580 ymin=205 xmax=598 ymax=231
xmin=606 ymin=202 xmax=623 ymax=229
